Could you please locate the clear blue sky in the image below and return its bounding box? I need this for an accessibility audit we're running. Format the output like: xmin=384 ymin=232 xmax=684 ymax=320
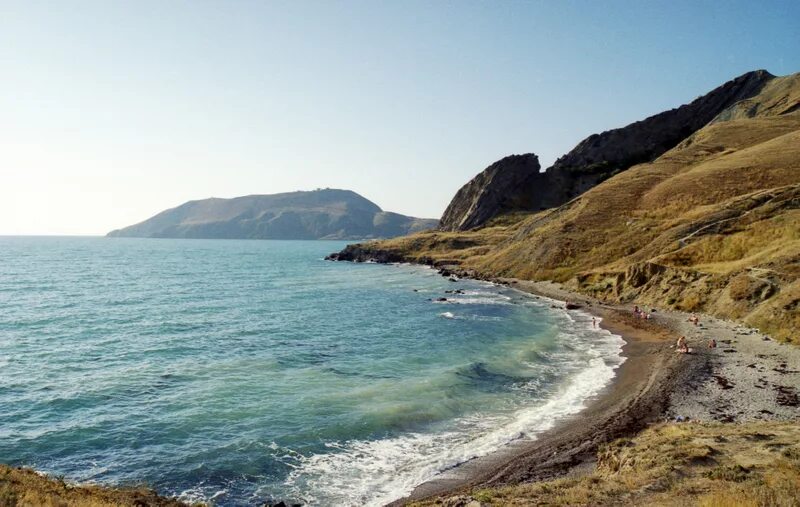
xmin=1 ymin=0 xmax=798 ymax=234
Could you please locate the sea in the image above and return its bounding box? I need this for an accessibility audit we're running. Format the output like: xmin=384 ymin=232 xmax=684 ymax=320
xmin=0 ymin=237 xmax=625 ymax=506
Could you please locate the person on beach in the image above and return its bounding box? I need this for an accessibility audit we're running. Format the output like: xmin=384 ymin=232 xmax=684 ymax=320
xmin=677 ymin=336 xmax=689 ymax=353
xmin=592 ymin=317 xmax=597 ymax=328
xmin=634 ymin=305 xmax=640 ymax=315
xmin=708 ymin=338 xmax=717 ymax=349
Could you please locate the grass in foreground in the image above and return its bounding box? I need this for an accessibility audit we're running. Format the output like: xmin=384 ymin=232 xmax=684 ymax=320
xmin=415 ymin=421 xmax=800 ymax=507
xmin=0 ymin=465 xmax=191 ymax=507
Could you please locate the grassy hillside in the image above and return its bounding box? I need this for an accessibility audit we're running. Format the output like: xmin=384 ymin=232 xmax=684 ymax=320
xmin=340 ymin=74 xmax=800 ymax=342
xmin=412 ymin=421 xmax=800 ymax=506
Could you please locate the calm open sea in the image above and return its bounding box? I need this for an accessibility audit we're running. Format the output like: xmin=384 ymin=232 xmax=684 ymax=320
xmin=0 ymin=237 xmax=624 ymax=505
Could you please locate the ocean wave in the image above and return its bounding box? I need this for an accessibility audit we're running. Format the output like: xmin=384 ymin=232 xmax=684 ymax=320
xmin=437 ymin=296 xmax=512 ymax=305
xmin=438 ymin=312 xmax=505 ymax=322
xmin=283 ymin=323 xmax=626 ymax=506
xmin=453 ymin=362 xmax=527 ymax=385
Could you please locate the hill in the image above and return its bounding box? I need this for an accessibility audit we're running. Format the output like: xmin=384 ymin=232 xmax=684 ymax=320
xmin=329 ymin=71 xmax=800 ymax=342
xmin=439 ymin=70 xmax=775 ymax=231
xmin=107 ymin=189 xmax=438 ymax=240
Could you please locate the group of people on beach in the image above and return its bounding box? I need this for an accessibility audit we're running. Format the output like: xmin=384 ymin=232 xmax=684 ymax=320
xmin=676 ymin=335 xmax=717 ymax=354
xmin=633 ymin=305 xmax=653 ymax=320
xmin=627 ymin=304 xmax=718 ymax=356
xmin=627 ymin=303 xmax=720 ymax=356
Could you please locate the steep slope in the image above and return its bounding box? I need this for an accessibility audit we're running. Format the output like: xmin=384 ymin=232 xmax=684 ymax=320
xmin=440 ymin=70 xmax=776 ymax=231
xmin=108 ymin=189 xmax=437 ymax=240
xmin=438 ymin=154 xmax=542 ymax=231
xmin=330 ymin=71 xmax=800 ymax=341
xmin=711 ymin=72 xmax=800 ymax=122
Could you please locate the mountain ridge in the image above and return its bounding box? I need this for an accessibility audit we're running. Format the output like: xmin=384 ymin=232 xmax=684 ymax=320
xmin=108 ymin=189 xmax=438 ymax=240
xmin=330 ymin=70 xmax=800 ymax=342
xmin=439 ymin=69 xmax=776 ymax=231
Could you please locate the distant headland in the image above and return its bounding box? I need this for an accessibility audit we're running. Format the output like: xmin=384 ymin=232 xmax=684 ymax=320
xmin=107 ymin=188 xmax=438 ymax=240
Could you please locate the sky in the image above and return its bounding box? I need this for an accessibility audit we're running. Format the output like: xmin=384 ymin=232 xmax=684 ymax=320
xmin=1 ymin=1 xmax=798 ymax=235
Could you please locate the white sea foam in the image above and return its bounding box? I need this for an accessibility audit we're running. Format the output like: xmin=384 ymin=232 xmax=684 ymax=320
xmin=439 ymin=311 xmax=456 ymax=319
xmin=441 ymin=294 xmax=513 ymax=305
xmin=282 ymin=312 xmax=626 ymax=506
xmin=178 ymin=486 xmax=216 ymax=505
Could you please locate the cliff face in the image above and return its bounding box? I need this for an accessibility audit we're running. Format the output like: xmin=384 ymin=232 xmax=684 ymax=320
xmin=331 ymin=71 xmax=800 ymax=342
xmin=439 ymin=70 xmax=776 ymax=231
xmin=108 ymin=189 xmax=437 ymax=240
xmin=549 ymin=70 xmax=775 ymax=175
xmin=438 ymin=154 xmax=542 ymax=231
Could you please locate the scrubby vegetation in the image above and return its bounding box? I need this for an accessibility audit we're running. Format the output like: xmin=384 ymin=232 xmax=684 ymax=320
xmin=415 ymin=422 xmax=800 ymax=506
xmin=0 ymin=465 xmax=189 ymax=507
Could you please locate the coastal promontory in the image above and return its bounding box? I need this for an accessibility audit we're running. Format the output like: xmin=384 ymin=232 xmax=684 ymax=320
xmin=107 ymin=189 xmax=438 ymax=240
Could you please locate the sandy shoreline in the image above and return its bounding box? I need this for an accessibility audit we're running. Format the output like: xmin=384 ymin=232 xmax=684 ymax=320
xmin=390 ymin=277 xmax=800 ymax=505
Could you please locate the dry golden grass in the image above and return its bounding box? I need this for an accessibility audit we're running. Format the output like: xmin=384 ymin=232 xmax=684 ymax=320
xmin=657 ymin=208 xmax=799 ymax=272
xmin=0 ymin=465 xmax=190 ymax=507
xmin=357 ymin=82 xmax=800 ymax=342
xmin=747 ymin=279 xmax=800 ymax=344
xmin=714 ymin=73 xmax=800 ymax=121
xmin=414 ymin=421 xmax=800 ymax=507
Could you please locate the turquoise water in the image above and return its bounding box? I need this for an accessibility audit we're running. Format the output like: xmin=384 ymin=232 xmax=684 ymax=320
xmin=0 ymin=237 xmax=624 ymax=506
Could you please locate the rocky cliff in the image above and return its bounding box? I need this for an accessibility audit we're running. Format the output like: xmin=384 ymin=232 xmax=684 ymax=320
xmin=108 ymin=189 xmax=438 ymax=240
xmin=330 ymin=70 xmax=800 ymax=342
xmin=439 ymin=70 xmax=776 ymax=231
xmin=438 ymin=154 xmax=542 ymax=231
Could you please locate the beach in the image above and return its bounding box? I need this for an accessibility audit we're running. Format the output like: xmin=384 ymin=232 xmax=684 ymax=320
xmin=2 ymin=241 xmax=797 ymax=506
xmin=393 ymin=277 xmax=800 ymax=505
xmin=2 ymin=238 xmax=638 ymax=506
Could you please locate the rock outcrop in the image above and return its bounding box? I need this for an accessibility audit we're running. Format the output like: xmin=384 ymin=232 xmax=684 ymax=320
xmin=438 ymin=154 xmax=542 ymax=231
xmin=439 ymin=70 xmax=776 ymax=231
xmin=108 ymin=189 xmax=438 ymax=240
xmin=324 ymin=243 xmax=407 ymax=263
